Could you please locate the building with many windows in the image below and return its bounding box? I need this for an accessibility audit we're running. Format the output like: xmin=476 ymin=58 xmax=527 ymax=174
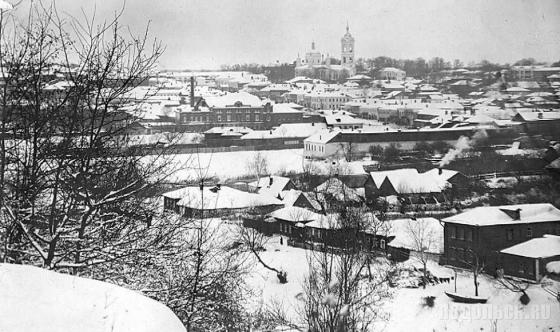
xmin=442 ymin=204 xmax=560 ymax=275
xmin=175 ymin=91 xmax=273 ymax=130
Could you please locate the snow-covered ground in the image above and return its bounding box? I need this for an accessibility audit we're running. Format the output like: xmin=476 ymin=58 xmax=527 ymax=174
xmin=246 ymin=233 xmax=560 ymax=332
xmin=0 ymin=263 xmax=186 ymax=332
xmin=159 ymin=149 xmax=375 ymax=182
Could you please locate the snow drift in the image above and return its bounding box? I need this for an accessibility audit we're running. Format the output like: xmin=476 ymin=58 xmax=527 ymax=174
xmin=0 ymin=263 xmax=186 ymax=332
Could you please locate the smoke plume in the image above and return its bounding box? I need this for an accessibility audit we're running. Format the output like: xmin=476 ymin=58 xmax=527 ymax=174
xmin=439 ymin=130 xmax=488 ymax=167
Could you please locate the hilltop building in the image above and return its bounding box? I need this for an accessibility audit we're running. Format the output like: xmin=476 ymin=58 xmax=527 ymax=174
xmin=295 ymin=24 xmax=356 ymax=82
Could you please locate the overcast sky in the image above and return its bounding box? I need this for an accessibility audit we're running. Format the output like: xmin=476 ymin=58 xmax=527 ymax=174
xmin=16 ymin=0 xmax=560 ymax=69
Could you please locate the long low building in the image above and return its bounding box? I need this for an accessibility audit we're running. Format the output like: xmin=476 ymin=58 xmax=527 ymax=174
xmin=303 ymin=125 xmax=518 ymax=159
xmin=163 ymin=185 xmax=283 ymax=218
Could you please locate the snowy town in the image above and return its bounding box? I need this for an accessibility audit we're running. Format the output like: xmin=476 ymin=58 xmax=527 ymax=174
xmin=0 ymin=1 xmax=560 ymax=332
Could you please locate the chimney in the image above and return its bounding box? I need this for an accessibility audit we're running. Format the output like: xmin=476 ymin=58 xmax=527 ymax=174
xmin=438 ymin=167 xmax=443 ymax=175
xmin=269 ymin=177 xmax=274 ymax=186
xmin=216 ymin=183 xmax=221 ymax=190
xmin=514 ymin=208 xmax=521 ymax=220
xmin=190 ymin=76 xmax=195 ymax=108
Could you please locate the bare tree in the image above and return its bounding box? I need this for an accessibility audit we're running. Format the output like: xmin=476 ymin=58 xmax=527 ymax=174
xmin=405 ymin=217 xmax=439 ymax=289
xmin=238 ymin=225 xmax=288 ymax=283
xmin=299 ymin=212 xmax=395 ymax=332
xmin=495 ymin=268 xmax=531 ymax=304
xmin=122 ymin=213 xmax=253 ymax=331
xmin=459 ymin=248 xmax=486 ymax=297
xmin=246 ymin=151 xmax=269 ymax=186
xmin=0 ymin=2 xmax=175 ymax=274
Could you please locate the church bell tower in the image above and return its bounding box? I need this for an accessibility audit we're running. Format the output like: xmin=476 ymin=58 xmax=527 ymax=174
xmin=341 ymin=22 xmax=355 ymax=75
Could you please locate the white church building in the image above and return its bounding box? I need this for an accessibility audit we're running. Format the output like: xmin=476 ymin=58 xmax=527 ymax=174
xmin=295 ymin=24 xmax=356 ymax=82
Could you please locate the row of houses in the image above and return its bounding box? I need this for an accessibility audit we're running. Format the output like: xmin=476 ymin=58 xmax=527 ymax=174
xmin=162 ymin=171 xmax=560 ymax=282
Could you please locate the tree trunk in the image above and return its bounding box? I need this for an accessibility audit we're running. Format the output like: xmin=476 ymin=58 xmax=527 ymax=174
xmin=474 ymin=271 xmax=479 ymax=297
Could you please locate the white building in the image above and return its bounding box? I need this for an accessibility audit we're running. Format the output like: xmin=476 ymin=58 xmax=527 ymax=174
xmin=378 ymin=67 xmax=406 ymax=81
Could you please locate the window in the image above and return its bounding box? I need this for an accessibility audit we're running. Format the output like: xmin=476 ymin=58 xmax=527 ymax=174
xmin=506 ymin=229 xmax=514 ymax=241
xmin=465 ymin=229 xmax=473 ymax=242
xmin=449 ymin=225 xmax=456 ymax=239
xmin=380 ymin=239 xmax=386 ymax=249
xmin=449 ymin=247 xmax=456 ymax=261
xmin=527 ymin=227 xmax=532 ymax=238
xmin=457 ymin=227 xmax=465 ymax=240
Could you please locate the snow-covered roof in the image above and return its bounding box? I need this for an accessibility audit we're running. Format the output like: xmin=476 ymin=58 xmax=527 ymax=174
xmin=304 ymin=129 xmax=341 ymax=144
xmin=315 ymin=177 xmax=363 ymax=202
xmin=273 ymin=122 xmax=328 ymax=138
xmin=267 ymin=206 xmax=322 ymax=223
xmin=514 ymin=110 xmax=560 ymax=121
xmin=279 ymin=189 xmax=304 ymax=207
xmin=347 ymin=74 xmax=372 ymax=81
xmin=249 ymin=176 xmax=293 ymax=198
xmin=324 ymin=114 xmax=363 ymax=126
xmin=546 ymin=261 xmax=560 ymax=274
xmin=443 ymin=204 xmax=560 ymax=226
xmin=304 ymin=214 xmax=340 ymax=229
xmin=204 ymin=92 xmax=265 ymax=108
xmin=170 ymin=186 xmax=283 ymax=210
xmin=369 ymin=169 xmax=443 ymax=194
xmin=286 ymin=76 xmax=313 ymax=84
xmin=506 ymin=87 xmax=530 ymax=93
xmin=422 ymin=168 xmax=460 ymax=189
xmin=387 ymin=218 xmax=444 ymax=254
xmin=205 ymin=126 xmax=254 ymax=135
xmin=500 ymin=235 xmax=560 ymax=259
xmin=0 ymin=263 xmax=185 ymax=332
xmin=272 ymin=103 xmax=303 ymax=114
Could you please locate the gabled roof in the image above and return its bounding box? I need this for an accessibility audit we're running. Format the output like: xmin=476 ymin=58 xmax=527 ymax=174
xmin=422 ymin=168 xmax=461 ymax=189
xmin=304 ymin=129 xmax=341 ymax=144
xmin=443 ymin=203 xmax=560 ymax=226
xmin=279 ymin=189 xmax=305 ymax=207
xmin=369 ymin=169 xmax=443 ymax=194
xmin=500 ymin=235 xmax=560 ymax=259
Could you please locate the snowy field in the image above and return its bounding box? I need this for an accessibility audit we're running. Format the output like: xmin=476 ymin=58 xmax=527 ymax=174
xmin=246 ymin=232 xmax=560 ymax=332
xmin=157 ymin=148 xmax=374 ymax=182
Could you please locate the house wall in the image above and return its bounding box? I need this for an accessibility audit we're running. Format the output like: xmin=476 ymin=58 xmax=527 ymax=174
xmin=500 ymin=253 xmax=537 ymax=281
xmin=443 ymin=221 xmax=560 ymax=273
xmin=163 ymin=197 xmax=180 ymax=213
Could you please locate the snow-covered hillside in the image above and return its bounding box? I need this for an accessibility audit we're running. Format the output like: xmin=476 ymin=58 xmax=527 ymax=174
xmin=0 ymin=264 xmax=186 ymax=332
